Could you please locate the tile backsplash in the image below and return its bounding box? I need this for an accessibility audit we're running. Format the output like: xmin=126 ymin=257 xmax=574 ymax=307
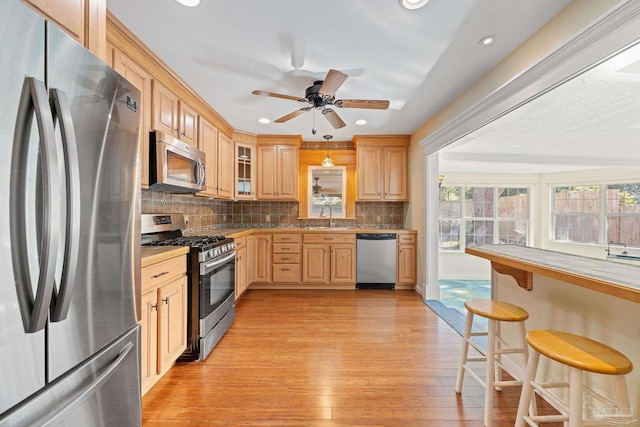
xmin=141 ymin=189 xmax=405 ymax=233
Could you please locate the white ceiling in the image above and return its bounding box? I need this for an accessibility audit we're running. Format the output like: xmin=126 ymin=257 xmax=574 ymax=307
xmin=106 ymin=0 xmax=571 ymax=142
xmin=439 ymin=41 xmax=640 ymax=174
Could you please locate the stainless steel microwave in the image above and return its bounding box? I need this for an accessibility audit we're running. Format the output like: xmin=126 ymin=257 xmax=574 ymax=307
xmin=149 ymin=131 xmax=205 ymax=193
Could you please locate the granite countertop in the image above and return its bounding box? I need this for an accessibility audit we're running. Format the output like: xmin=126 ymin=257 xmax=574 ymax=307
xmin=141 ymin=246 xmax=190 ymax=267
xmin=186 ymin=227 xmax=416 ymax=239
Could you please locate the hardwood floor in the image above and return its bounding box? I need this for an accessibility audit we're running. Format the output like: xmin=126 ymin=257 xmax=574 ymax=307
xmin=142 ymin=289 xmax=559 ymax=426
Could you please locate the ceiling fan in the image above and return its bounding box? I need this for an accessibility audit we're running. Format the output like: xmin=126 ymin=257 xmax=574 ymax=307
xmin=252 ymin=69 xmax=389 ymax=129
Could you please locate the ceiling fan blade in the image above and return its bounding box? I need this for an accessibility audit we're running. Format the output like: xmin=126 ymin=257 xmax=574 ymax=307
xmin=335 ymin=99 xmax=390 ymax=110
xmin=322 ymin=108 xmax=346 ymax=129
xmin=252 ymin=90 xmax=306 ymax=102
xmin=274 ymin=107 xmax=311 ymax=123
xmin=319 ymin=69 xmax=348 ymax=98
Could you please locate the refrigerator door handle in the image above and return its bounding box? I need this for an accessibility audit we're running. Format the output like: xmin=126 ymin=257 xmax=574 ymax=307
xmin=38 ymin=342 xmax=135 ymax=426
xmin=10 ymin=77 xmax=61 ymax=333
xmin=49 ymin=88 xmax=81 ymax=322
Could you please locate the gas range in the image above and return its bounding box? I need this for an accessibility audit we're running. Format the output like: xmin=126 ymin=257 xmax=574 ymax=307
xmin=141 ymin=213 xmax=236 ymax=361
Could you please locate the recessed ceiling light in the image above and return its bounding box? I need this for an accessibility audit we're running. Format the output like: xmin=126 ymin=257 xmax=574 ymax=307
xmin=175 ymin=0 xmax=200 ymax=7
xmin=258 ymin=117 xmax=271 ymax=124
xmin=400 ymin=0 xmax=429 ymax=10
xmin=479 ymin=36 xmax=496 ymax=46
xmin=355 ymin=119 xmax=367 ymax=125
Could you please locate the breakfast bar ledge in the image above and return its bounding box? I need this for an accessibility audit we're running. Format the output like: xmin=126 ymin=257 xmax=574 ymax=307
xmin=465 ymin=244 xmax=640 ymax=304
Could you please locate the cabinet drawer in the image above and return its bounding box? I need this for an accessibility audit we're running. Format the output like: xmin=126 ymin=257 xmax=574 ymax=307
xmin=273 ymin=233 xmax=301 ymax=243
xmin=142 ymin=256 xmax=186 ymax=292
xmin=234 ymin=236 xmax=247 ymax=250
xmin=273 ymin=264 xmax=301 ymax=283
xmin=303 ymin=234 xmax=355 ymax=244
xmin=273 ymin=243 xmax=300 ymax=254
xmin=273 ymin=253 xmax=301 ymax=264
xmin=398 ymin=234 xmax=416 ymax=244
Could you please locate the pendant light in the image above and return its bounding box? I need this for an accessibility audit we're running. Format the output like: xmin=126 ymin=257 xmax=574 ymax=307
xmin=321 ymin=135 xmax=334 ymax=167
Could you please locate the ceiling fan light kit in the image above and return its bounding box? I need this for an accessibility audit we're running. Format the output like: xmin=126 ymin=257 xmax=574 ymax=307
xmin=252 ymin=69 xmax=390 ymax=131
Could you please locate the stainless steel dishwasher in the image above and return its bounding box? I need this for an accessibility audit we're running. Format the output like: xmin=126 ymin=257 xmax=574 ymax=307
xmin=356 ymin=233 xmax=397 ymax=289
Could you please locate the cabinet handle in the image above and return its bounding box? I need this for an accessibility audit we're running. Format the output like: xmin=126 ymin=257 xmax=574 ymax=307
xmin=182 ymin=131 xmax=186 ymax=136
xmin=162 ymin=297 xmax=169 ymax=305
xmin=281 ymin=257 xmax=291 ymax=261
xmin=151 ymin=303 xmax=158 ymax=311
xmin=152 ymin=271 xmax=169 ymax=279
xmin=281 ymin=268 xmax=290 ymax=271
xmin=281 ymin=238 xmax=290 ymax=241
xmin=324 ymin=238 xmax=334 ymax=241
xmin=175 ymin=127 xmax=179 ymax=133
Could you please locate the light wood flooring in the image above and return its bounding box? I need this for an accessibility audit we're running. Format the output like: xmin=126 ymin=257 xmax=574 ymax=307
xmin=142 ymin=289 xmax=560 ymax=426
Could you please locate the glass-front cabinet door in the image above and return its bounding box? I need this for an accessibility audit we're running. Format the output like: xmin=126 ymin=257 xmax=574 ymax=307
xmin=234 ymin=142 xmax=255 ymax=200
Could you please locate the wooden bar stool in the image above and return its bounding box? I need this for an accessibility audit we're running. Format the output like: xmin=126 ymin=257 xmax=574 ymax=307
xmin=515 ymin=330 xmax=634 ymax=427
xmin=455 ymin=299 xmax=530 ymax=427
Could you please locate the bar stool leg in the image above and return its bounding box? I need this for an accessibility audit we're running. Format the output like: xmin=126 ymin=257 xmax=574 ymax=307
xmin=515 ymin=348 xmax=540 ymax=427
xmin=612 ymin=375 xmax=631 ymax=409
xmin=494 ymin=320 xmax=503 ymax=392
xmin=568 ymin=367 xmax=582 ymax=427
xmin=484 ymin=318 xmax=497 ymax=427
xmin=455 ymin=311 xmax=475 ymax=394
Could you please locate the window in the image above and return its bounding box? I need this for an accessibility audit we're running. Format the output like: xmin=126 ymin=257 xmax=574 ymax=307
xmin=439 ymin=186 xmax=529 ymax=251
xmin=552 ymin=183 xmax=640 ymax=247
xmin=308 ymin=166 xmax=346 ymax=218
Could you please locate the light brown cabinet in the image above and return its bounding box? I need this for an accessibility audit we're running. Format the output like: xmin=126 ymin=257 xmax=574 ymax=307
xmin=355 ymin=136 xmax=409 ymax=201
xmin=24 ymin=0 xmax=84 ymax=42
xmin=235 ymin=237 xmax=248 ymax=299
xmin=197 ymin=118 xmax=233 ymax=199
xmin=152 ymin=80 xmax=198 ymax=146
xmin=397 ymin=232 xmax=417 ymax=286
xmin=272 ymin=234 xmax=301 ymax=283
xmin=112 ymin=49 xmax=152 ymax=188
xmin=140 ymin=254 xmax=187 ymax=396
xmin=302 ymin=234 xmax=356 ymax=285
xmin=250 ymin=234 xmax=272 ymax=283
xmin=257 ymin=145 xmax=298 ymax=200
xmin=234 ymin=141 xmax=256 ymax=200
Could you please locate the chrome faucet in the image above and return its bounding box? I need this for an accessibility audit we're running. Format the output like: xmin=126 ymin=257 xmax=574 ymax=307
xmin=319 ymin=199 xmax=334 ymax=228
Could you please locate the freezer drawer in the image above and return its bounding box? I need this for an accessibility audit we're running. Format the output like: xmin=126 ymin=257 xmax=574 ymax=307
xmin=0 ymin=326 xmax=142 ymax=427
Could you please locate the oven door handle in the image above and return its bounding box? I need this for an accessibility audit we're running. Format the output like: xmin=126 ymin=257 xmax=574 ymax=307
xmin=200 ymin=251 xmax=236 ymax=275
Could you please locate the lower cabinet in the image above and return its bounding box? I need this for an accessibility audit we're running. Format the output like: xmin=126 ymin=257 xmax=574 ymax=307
xmin=302 ymin=234 xmax=356 ymax=286
xmin=397 ymin=232 xmax=417 ymax=287
xmin=272 ymin=233 xmax=301 ymax=283
xmin=140 ymin=254 xmax=187 ymax=396
xmin=235 ymin=236 xmax=248 ymax=299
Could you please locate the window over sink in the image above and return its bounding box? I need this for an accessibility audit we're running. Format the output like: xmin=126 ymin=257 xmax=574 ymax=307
xmin=308 ymin=166 xmax=347 ymax=219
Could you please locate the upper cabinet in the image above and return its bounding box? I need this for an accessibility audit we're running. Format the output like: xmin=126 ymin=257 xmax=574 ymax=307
xmin=354 ymin=135 xmax=410 ymax=201
xmin=197 ymin=117 xmax=233 ymax=199
xmin=111 ymin=49 xmax=152 ymax=188
xmin=152 ymin=80 xmax=198 ymax=146
xmin=256 ymin=135 xmax=300 ymax=200
xmin=234 ymin=132 xmax=257 ymax=200
xmin=23 ymin=0 xmax=106 ymax=60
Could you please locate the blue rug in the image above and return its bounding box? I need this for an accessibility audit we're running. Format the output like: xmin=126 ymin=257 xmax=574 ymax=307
xmin=424 ymin=300 xmax=487 ymax=351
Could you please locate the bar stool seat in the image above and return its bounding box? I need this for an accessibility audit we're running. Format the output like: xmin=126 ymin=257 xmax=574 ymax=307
xmin=516 ymin=330 xmax=634 ymax=427
xmin=456 ymin=299 xmax=530 ymax=427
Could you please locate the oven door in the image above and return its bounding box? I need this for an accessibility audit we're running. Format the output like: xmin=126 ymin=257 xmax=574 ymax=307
xmin=199 ymin=251 xmax=236 ymax=321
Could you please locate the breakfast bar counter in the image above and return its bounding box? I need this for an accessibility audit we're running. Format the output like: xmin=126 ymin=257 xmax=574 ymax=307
xmin=466 ymin=244 xmax=640 ymax=303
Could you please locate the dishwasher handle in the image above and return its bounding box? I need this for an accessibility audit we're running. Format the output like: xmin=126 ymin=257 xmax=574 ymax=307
xmin=356 ymin=233 xmax=397 ymax=240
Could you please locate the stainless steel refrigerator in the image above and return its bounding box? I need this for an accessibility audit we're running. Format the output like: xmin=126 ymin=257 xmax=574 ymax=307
xmin=1 ymin=1 xmax=142 ymax=425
